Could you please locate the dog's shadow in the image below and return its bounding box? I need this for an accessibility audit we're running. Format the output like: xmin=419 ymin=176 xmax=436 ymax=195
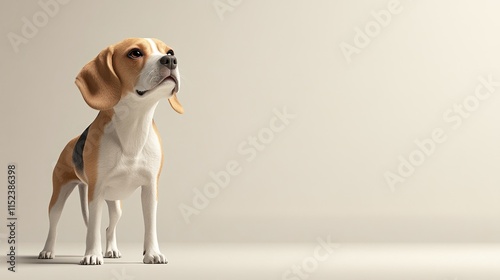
xmin=18 ymin=256 xmax=142 ymax=265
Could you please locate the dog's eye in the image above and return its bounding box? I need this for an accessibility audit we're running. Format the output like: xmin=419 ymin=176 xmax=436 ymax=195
xmin=167 ymin=49 xmax=174 ymax=56
xmin=128 ymin=49 xmax=143 ymax=59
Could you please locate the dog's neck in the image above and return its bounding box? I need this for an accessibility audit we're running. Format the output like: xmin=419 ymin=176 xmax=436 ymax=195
xmin=107 ymin=94 xmax=160 ymax=157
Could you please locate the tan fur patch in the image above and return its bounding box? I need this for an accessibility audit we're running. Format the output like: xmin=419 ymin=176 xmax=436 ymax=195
xmin=75 ymin=38 xmax=157 ymax=110
xmin=49 ymin=137 xmax=79 ymax=212
xmin=112 ymin=38 xmax=153 ymax=95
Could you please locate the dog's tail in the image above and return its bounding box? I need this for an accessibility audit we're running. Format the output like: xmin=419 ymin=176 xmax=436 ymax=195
xmin=78 ymin=184 xmax=89 ymax=227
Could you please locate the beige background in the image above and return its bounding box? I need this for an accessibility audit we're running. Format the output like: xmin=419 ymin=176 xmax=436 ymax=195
xmin=2 ymin=0 xmax=500 ymax=250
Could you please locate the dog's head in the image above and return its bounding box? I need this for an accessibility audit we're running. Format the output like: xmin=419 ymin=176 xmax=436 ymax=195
xmin=75 ymin=38 xmax=183 ymax=114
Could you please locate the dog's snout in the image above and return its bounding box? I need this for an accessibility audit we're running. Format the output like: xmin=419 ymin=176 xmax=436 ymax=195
xmin=160 ymin=55 xmax=177 ymax=70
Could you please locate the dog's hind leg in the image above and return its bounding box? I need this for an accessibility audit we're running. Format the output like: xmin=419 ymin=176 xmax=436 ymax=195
xmin=39 ymin=180 xmax=79 ymax=259
xmin=104 ymin=200 xmax=122 ymax=258
xmin=39 ymin=138 xmax=80 ymax=259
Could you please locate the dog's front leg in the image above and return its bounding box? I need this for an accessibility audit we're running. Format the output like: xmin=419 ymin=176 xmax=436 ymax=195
xmin=141 ymin=184 xmax=167 ymax=264
xmin=80 ymin=198 xmax=104 ymax=265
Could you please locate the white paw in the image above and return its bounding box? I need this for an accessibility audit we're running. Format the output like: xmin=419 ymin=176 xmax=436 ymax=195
xmin=143 ymin=251 xmax=168 ymax=264
xmin=104 ymin=249 xmax=122 ymax=258
xmin=80 ymin=254 xmax=103 ymax=265
xmin=38 ymin=251 xmax=54 ymax=259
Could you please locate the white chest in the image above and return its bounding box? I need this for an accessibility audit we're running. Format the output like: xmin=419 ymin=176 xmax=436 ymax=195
xmin=96 ymin=123 xmax=163 ymax=201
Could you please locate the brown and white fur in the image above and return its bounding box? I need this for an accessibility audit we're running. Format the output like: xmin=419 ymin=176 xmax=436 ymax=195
xmin=38 ymin=38 xmax=184 ymax=265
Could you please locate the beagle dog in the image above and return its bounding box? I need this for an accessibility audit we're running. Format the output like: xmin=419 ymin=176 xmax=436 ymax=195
xmin=38 ymin=38 xmax=183 ymax=265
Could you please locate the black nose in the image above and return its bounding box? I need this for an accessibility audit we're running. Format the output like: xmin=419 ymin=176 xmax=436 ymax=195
xmin=160 ymin=55 xmax=177 ymax=70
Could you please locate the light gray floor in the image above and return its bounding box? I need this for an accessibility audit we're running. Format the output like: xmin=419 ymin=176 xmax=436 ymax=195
xmin=1 ymin=243 xmax=500 ymax=280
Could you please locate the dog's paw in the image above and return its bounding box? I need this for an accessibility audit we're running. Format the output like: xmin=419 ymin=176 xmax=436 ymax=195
xmin=38 ymin=251 xmax=54 ymax=259
xmin=104 ymin=249 xmax=122 ymax=258
xmin=143 ymin=251 xmax=168 ymax=264
xmin=80 ymin=254 xmax=103 ymax=265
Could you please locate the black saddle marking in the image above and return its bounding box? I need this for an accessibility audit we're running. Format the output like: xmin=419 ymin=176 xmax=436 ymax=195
xmin=73 ymin=126 xmax=90 ymax=172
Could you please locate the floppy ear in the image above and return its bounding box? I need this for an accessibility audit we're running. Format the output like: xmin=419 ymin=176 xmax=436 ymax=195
xmin=168 ymin=92 xmax=184 ymax=114
xmin=75 ymin=46 xmax=121 ymax=110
